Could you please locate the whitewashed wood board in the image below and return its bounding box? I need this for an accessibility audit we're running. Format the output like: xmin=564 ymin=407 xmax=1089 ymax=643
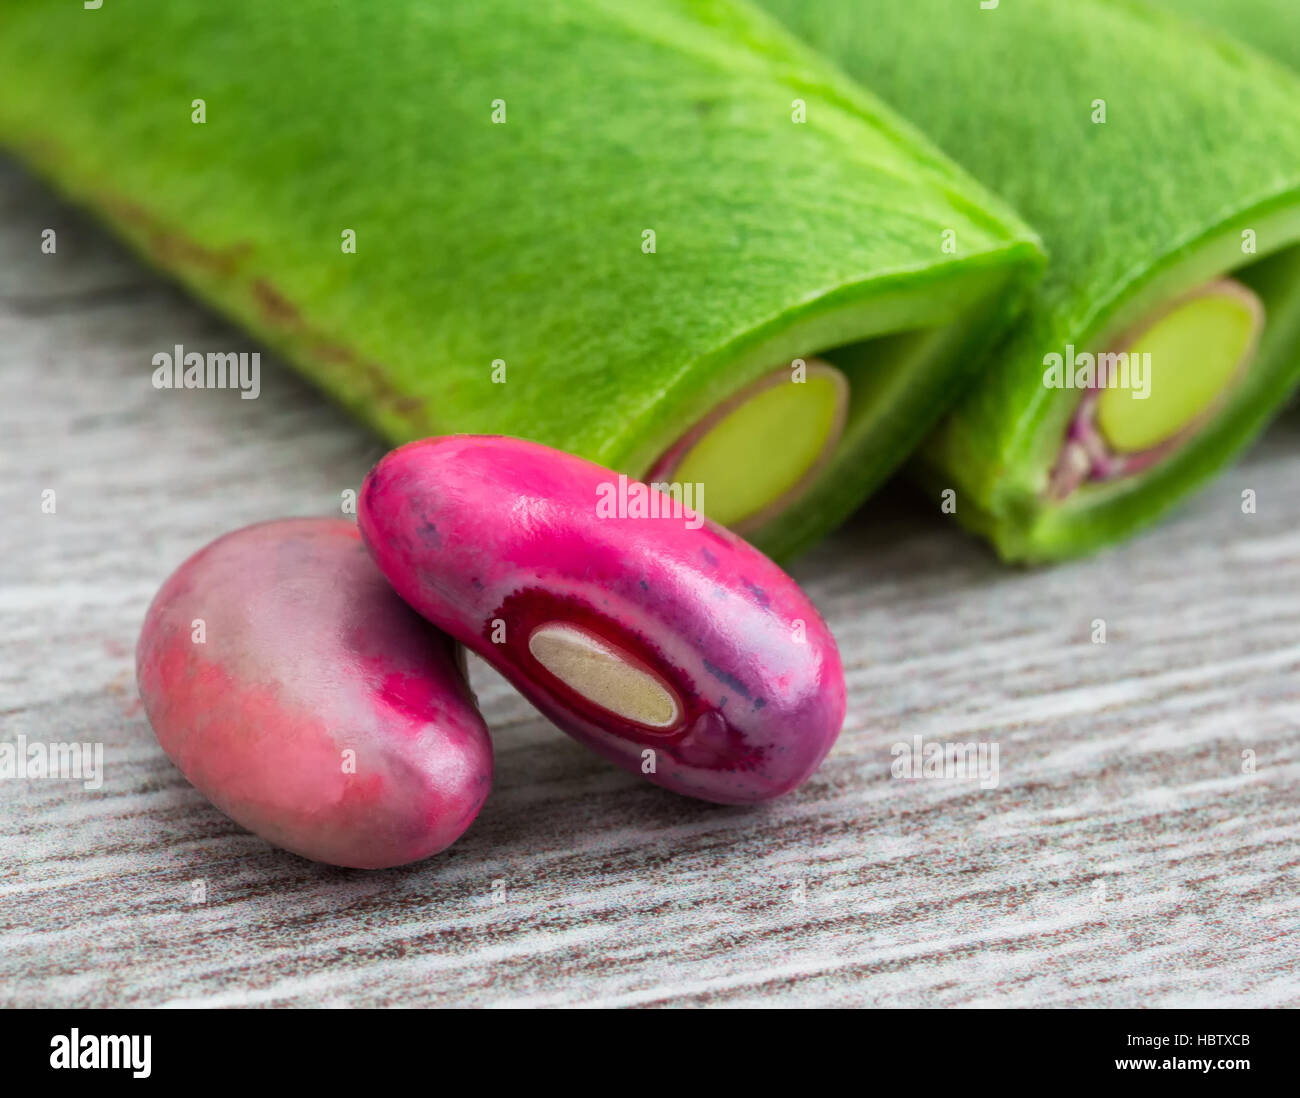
xmin=1 ymin=159 xmax=1298 ymax=1008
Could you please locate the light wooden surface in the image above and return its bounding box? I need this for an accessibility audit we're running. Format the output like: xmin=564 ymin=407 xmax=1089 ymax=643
xmin=2 ymin=158 xmax=1298 ymax=1008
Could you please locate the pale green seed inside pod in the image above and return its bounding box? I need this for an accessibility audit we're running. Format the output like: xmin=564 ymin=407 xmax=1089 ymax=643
xmin=1096 ymin=280 xmax=1263 ymax=454
xmin=666 ymin=361 xmax=848 ymax=531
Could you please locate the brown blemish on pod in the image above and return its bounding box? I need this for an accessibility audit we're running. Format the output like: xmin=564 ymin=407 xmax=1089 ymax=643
xmin=105 ymin=196 xmax=252 ymax=277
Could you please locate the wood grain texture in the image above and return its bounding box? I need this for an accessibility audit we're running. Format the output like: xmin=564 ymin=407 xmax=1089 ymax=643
xmin=1 ymin=159 xmax=1298 ymax=1008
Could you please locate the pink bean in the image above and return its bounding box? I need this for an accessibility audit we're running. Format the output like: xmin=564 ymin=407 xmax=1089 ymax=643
xmin=136 ymin=518 xmax=492 ymax=868
xmin=358 ymin=436 xmax=845 ymax=804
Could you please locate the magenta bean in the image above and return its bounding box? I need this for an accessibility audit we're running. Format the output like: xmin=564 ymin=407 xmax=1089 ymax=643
xmin=136 ymin=518 xmax=492 ymax=868
xmin=358 ymin=436 xmax=845 ymax=804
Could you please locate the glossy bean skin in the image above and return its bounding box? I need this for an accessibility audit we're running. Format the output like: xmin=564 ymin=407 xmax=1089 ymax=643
xmin=136 ymin=518 xmax=492 ymax=868
xmin=359 ymin=436 xmax=845 ymax=804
